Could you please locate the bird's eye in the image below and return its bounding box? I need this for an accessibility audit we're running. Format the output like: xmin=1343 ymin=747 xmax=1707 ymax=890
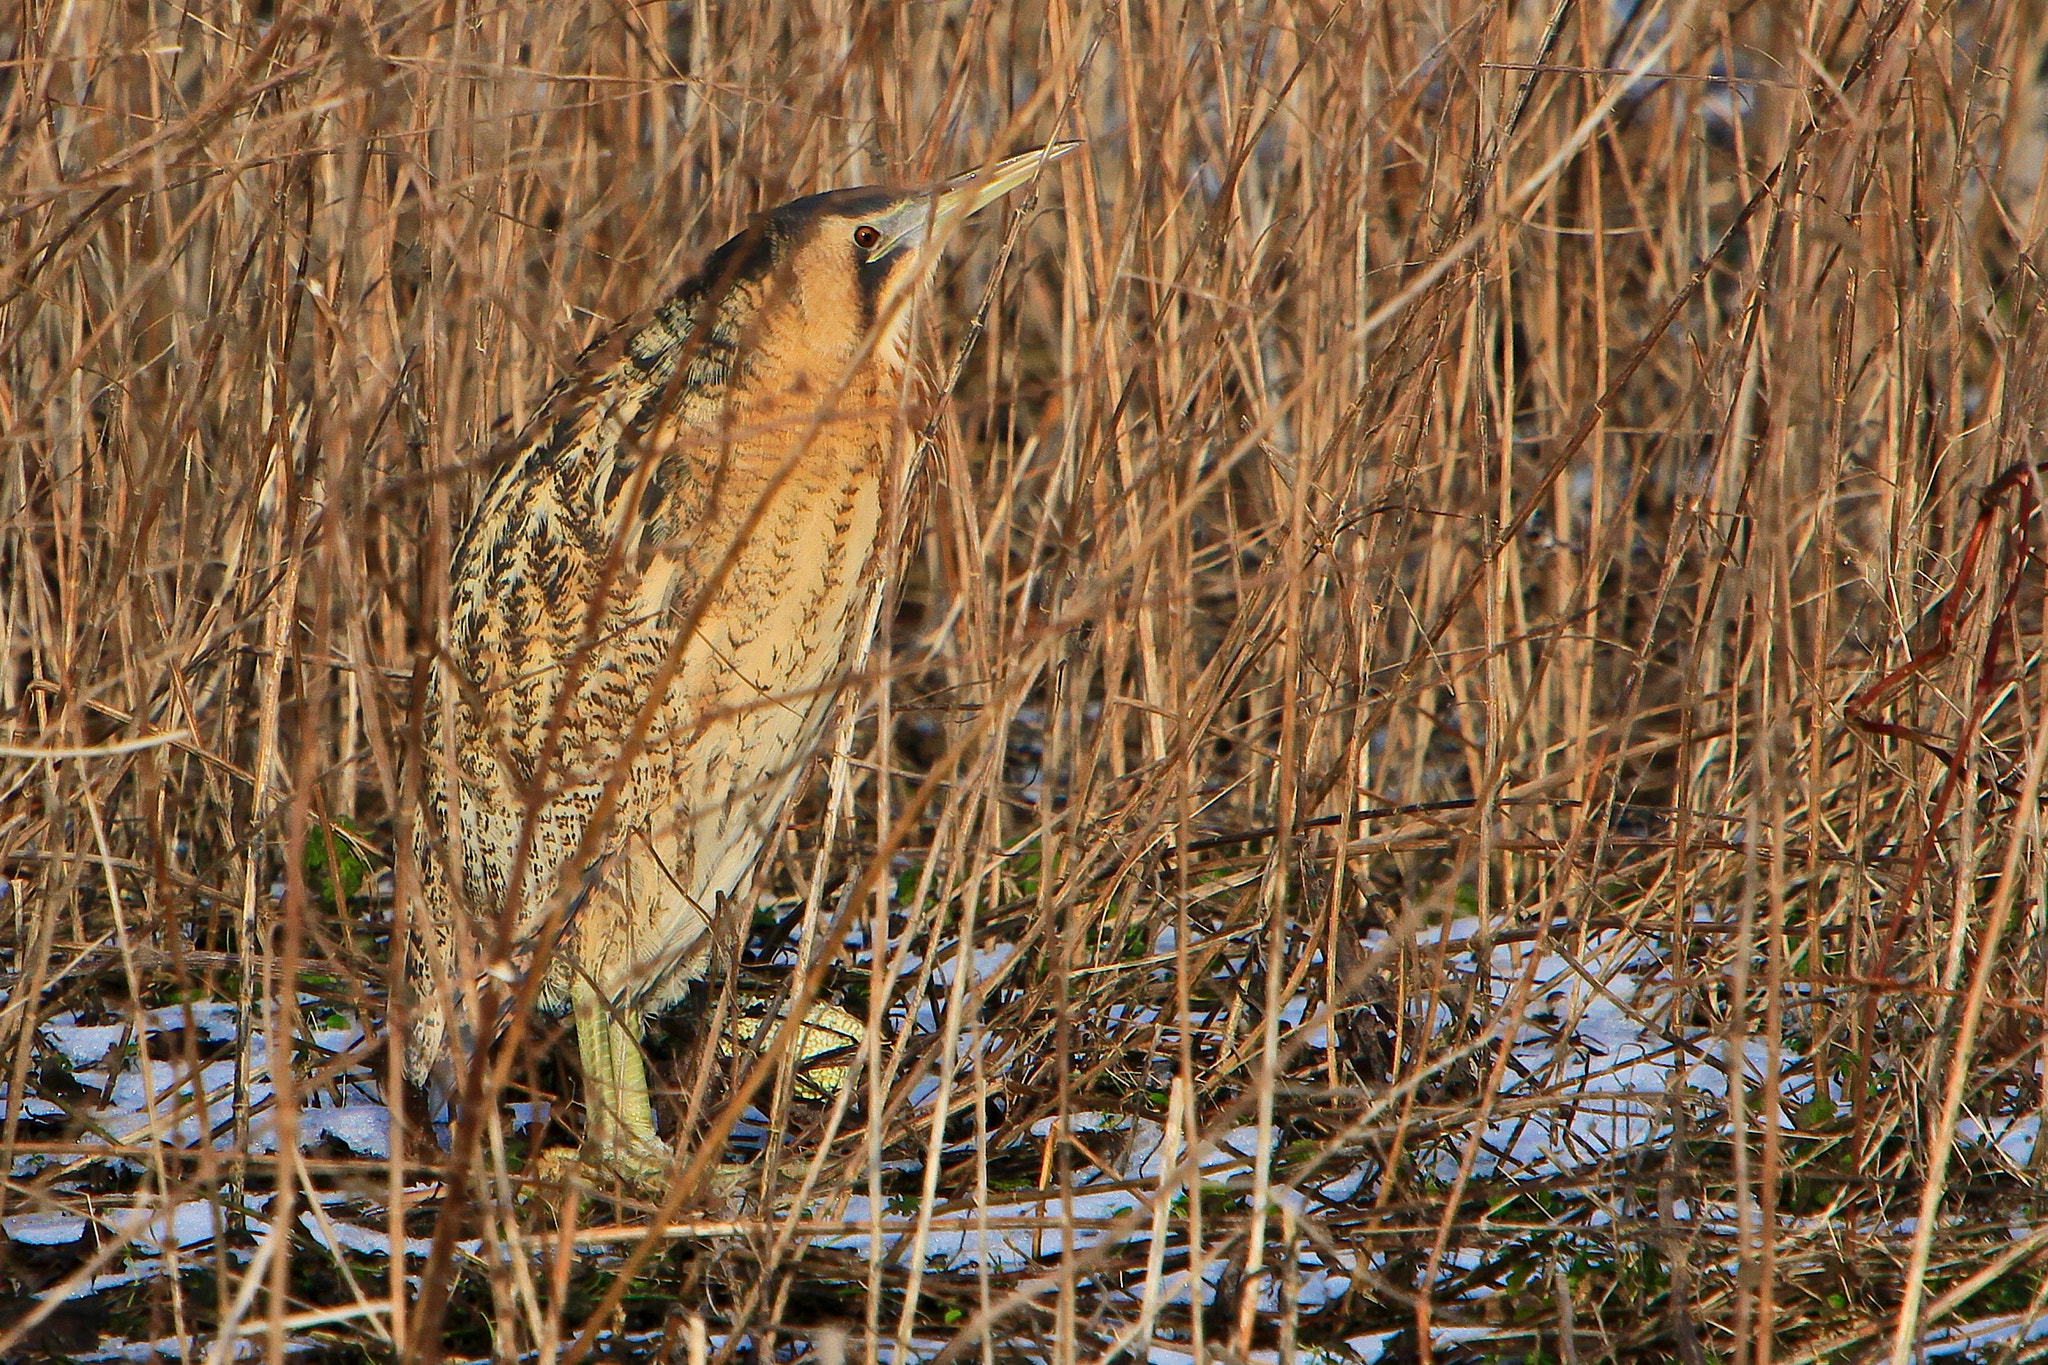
xmin=853 ymin=224 xmax=882 ymax=252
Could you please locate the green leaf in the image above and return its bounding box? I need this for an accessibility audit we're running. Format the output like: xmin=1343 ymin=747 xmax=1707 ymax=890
xmin=301 ymin=817 xmax=373 ymax=909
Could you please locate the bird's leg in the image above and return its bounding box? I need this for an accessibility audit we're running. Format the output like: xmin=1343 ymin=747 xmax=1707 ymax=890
xmin=571 ymin=979 xmax=670 ymax=1185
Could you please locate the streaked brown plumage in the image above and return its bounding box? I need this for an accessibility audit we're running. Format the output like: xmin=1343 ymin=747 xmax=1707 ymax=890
xmin=403 ymin=145 xmax=1072 ymax=1181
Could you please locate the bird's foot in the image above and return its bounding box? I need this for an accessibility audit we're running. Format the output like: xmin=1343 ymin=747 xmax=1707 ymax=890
xmin=701 ymin=1157 xmax=834 ymax=1216
xmin=530 ymin=1146 xmax=579 ymax=1185
xmin=528 ymin=1136 xmax=670 ymax=1193
xmin=587 ymin=1133 xmax=675 ymax=1188
xmin=718 ymin=998 xmax=866 ymax=1099
xmin=524 ymin=1130 xmax=851 ymax=1217
xmin=528 ymin=1143 xmax=755 ymax=1215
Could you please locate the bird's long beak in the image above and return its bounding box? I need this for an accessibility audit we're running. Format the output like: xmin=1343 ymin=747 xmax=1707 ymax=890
xmin=865 ymin=140 xmax=1081 ymax=263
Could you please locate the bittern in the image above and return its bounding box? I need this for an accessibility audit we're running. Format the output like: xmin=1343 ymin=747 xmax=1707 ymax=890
xmin=403 ymin=144 xmax=1074 ymax=1182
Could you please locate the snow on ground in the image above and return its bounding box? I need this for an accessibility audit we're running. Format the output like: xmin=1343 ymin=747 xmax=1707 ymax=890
xmin=3 ymin=1210 xmax=88 ymax=1245
xmin=5 ymin=918 xmax=2038 ymax=1360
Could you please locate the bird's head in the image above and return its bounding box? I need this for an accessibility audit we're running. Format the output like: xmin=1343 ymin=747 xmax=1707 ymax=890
xmin=694 ymin=142 xmax=1078 ymax=395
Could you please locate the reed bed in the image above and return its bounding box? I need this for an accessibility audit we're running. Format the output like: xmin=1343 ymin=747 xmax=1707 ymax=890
xmin=5 ymin=1 xmax=2048 ymax=1361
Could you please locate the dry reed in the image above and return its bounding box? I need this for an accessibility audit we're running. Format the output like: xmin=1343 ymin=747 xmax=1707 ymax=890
xmin=5 ymin=1 xmax=2048 ymax=1362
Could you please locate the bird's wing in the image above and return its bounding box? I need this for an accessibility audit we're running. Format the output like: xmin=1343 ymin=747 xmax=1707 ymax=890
xmin=433 ymin=269 xmax=753 ymax=930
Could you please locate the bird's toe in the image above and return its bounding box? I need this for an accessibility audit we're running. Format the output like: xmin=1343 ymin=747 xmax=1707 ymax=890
xmin=588 ymin=1135 xmax=675 ymax=1189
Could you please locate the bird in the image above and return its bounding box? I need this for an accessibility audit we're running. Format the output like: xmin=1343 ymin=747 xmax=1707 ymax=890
xmin=402 ymin=143 xmax=1075 ymax=1183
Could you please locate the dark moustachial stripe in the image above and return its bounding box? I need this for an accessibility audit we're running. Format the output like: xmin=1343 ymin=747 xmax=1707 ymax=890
xmin=855 ymin=246 xmax=888 ymax=336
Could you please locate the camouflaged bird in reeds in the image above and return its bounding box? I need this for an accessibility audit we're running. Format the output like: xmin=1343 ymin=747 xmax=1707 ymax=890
xmin=403 ymin=201 xmax=911 ymax=1084
xmin=395 ymin=145 xmax=1075 ymax=1184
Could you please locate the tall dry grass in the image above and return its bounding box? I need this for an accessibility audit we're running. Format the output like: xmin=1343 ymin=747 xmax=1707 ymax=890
xmin=5 ymin=0 xmax=2048 ymax=1360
